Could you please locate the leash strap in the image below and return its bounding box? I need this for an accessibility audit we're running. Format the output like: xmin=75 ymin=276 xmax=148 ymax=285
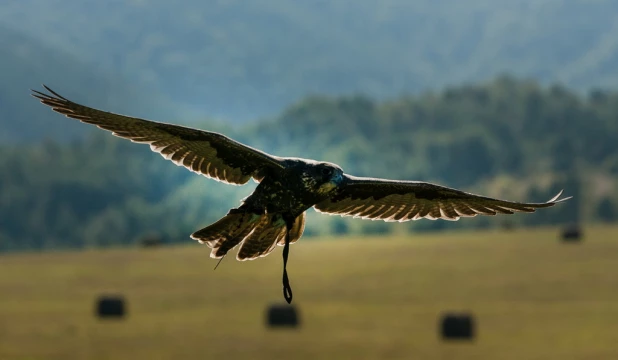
xmin=282 ymin=228 xmax=293 ymax=304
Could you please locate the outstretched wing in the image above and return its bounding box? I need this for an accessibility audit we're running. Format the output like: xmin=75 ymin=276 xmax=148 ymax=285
xmin=32 ymin=85 xmax=284 ymax=185
xmin=315 ymin=175 xmax=571 ymax=221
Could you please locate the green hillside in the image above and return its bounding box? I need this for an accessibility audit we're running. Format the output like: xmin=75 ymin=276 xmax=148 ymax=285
xmin=1 ymin=227 xmax=617 ymax=359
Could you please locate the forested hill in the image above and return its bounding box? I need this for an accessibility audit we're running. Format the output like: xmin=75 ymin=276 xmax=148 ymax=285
xmin=252 ymin=76 xmax=618 ymax=185
xmin=1 ymin=0 xmax=618 ymax=125
xmin=1 ymin=77 xmax=616 ymax=252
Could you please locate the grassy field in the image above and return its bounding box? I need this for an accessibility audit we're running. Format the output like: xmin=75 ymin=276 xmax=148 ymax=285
xmin=1 ymin=226 xmax=618 ymax=360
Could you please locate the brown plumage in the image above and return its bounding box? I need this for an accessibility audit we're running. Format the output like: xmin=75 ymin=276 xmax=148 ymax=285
xmin=314 ymin=176 xmax=567 ymax=221
xmin=191 ymin=212 xmax=305 ymax=261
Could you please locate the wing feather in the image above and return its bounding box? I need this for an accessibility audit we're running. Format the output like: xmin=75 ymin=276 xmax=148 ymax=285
xmin=32 ymin=85 xmax=284 ymax=185
xmin=315 ymin=175 xmax=571 ymax=222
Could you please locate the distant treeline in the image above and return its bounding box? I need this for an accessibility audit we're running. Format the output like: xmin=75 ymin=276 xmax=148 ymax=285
xmin=1 ymin=76 xmax=616 ymax=252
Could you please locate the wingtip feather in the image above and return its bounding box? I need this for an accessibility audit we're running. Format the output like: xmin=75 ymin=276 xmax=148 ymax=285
xmin=547 ymin=190 xmax=563 ymax=202
xmin=42 ymin=84 xmax=67 ymax=100
xmin=554 ymin=195 xmax=573 ymax=203
xmin=31 ymin=84 xmax=68 ymax=101
xmin=547 ymin=190 xmax=572 ymax=204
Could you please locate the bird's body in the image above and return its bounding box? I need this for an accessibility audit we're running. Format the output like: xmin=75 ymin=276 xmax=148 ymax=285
xmin=32 ymin=85 xmax=572 ymax=303
xmin=193 ymin=158 xmax=343 ymax=261
xmin=243 ymin=158 xmax=343 ymax=217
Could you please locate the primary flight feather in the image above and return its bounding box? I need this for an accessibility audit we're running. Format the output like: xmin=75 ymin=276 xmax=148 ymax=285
xmin=32 ymin=85 xmax=571 ymax=303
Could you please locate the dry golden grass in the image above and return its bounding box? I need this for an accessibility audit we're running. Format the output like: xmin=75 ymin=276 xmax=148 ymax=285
xmin=1 ymin=225 xmax=618 ymax=360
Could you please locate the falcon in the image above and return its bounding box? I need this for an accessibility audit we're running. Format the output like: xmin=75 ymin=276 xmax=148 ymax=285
xmin=32 ymin=85 xmax=571 ymax=303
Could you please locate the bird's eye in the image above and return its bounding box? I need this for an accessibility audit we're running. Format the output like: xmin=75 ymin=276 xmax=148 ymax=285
xmin=322 ymin=168 xmax=332 ymax=176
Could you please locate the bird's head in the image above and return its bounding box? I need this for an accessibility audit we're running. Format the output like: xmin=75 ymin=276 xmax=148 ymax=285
xmin=313 ymin=162 xmax=344 ymax=194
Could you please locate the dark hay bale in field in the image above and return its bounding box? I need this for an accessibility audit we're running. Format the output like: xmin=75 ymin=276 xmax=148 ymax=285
xmin=266 ymin=303 xmax=300 ymax=328
xmin=95 ymin=295 xmax=126 ymax=319
xmin=139 ymin=234 xmax=163 ymax=248
xmin=440 ymin=312 xmax=475 ymax=340
xmin=561 ymin=225 xmax=583 ymax=243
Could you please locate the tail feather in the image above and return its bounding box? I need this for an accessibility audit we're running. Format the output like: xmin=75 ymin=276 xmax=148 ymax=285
xmin=190 ymin=212 xmax=260 ymax=259
xmin=237 ymin=218 xmax=285 ymax=261
xmin=213 ymin=218 xmax=256 ymax=258
xmin=191 ymin=211 xmax=307 ymax=261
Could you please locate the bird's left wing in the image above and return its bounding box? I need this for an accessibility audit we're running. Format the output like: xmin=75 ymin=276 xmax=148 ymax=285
xmin=314 ymin=175 xmax=571 ymax=221
xmin=32 ymin=86 xmax=284 ymax=185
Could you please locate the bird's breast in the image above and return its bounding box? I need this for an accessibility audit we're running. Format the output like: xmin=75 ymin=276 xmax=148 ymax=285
xmin=247 ymin=175 xmax=327 ymax=215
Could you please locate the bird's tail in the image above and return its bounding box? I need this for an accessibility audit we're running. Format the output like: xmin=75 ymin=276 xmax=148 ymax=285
xmin=191 ymin=211 xmax=306 ymax=261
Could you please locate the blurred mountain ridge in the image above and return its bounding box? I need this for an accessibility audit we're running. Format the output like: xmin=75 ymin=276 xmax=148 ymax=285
xmin=1 ymin=0 xmax=618 ymax=138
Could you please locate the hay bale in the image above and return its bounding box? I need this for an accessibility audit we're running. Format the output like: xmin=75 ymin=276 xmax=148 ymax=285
xmin=440 ymin=312 xmax=474 ymax=340
xmin=96 ymin=295 xmax=126 ymax=319
xmin=561 ymin=225 xmax=583 ymax=243
xmin=266 ymin=304 xmax=300 ymax=328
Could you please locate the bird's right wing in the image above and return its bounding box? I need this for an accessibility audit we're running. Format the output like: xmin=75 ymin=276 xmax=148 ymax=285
xmin=32 ymin=86 xmax=284 ymax=185
xmin=315 ymin=175 xmax=571 ymax=221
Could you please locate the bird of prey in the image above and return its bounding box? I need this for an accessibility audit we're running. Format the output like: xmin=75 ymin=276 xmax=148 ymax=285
xmin=32 ymin=85 xmax=571 ymax=303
